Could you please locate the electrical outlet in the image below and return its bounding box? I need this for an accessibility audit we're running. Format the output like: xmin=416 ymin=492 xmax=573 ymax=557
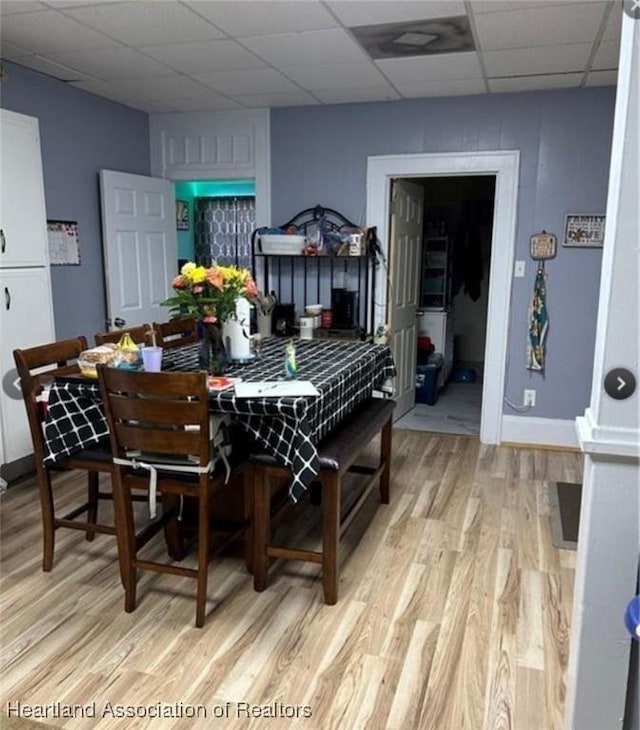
xmin=524 ymin=389 xmax=536 ymax=407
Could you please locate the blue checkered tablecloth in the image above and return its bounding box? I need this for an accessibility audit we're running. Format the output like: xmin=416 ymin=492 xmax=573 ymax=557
xmin=43 ymin=338 xmax=395 ymax=500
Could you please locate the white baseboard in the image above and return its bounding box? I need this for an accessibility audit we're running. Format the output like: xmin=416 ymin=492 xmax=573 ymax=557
xmin=501 ymin=415 xmax=579 ymax=449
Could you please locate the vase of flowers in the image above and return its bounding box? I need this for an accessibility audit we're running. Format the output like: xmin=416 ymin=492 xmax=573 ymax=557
xmin=162 ymin=261 xmax=258 ymax=375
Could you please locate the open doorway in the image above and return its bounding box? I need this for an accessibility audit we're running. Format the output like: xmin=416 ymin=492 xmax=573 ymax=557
xmin=174 ymin=179 xmax=256 ymax=269
xmin=396 ymin=175 xmax=496 ymax=436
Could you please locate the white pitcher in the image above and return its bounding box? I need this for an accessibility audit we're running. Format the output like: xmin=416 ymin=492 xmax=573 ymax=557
xmin=223 ymin=298 xmax=252 ymax=360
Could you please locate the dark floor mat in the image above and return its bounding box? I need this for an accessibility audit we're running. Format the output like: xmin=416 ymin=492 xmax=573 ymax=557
xmin=548 ymin=481 xmax=582 ymax=550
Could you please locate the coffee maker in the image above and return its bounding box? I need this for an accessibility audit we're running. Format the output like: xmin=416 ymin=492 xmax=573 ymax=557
xmin=331 ymin=288 xmax=358 ymax=329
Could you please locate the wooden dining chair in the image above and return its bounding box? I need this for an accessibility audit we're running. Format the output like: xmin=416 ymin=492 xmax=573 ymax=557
xmin=13 ymin=337 xmax=118 ymax=571
xmin=152 ymin=318 xmax=199 ymax=350
xmin=97 ymin=366 xmax=247 ymax=627
xmin=94 ymin=325 xmax=150 ymax=347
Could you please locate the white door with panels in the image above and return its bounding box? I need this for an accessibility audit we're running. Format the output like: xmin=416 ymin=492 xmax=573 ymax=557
xmin=99 ymin=170 xmax=177 ymax=331
xmin=0 ymin=109 xmax=55 ymax=471
xmin=389 ymin=179 xmax=424 ymax=418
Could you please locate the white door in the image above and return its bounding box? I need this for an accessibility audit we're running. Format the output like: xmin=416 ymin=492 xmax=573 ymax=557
xmin=0 ymin=269 xmax=55 ymax=463
xmin=389 ymin=179 xmax=424 ymax=418
xmin=0 ymin=110 xmax=49 ymax=268
xmin=99 ymin=170 xmax=177 ymax=331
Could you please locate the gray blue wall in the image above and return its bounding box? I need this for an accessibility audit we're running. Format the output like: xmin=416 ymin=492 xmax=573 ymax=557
xmin=271 ymin=87 xmax=616 ymax=420
xmin=1 ymin=61 xmax=150 ymax=341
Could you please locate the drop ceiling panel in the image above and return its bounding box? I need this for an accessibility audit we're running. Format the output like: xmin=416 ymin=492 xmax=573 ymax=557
xmin=1 ymin=1 xmax=48 ymax=14
xmin=484 ymin=43 xmax=592 ymax=77
xmin=280 ymin=61 xmax=388 ymax=90
xmin=110 ymin=74 xmax=223 ymax=100
xmin=394 ymin=78 xmax=486 ymax=98
xmin=232 ymin=90 xmax=319 ymax=108
xmin=313 ymin=86 xmax=400 ymax=104
xmin=489 ymin=72 xmax=582 ymax=93
xmin=327 ymin=1 xmax=465 ymax=26
xmin=0 ymin=41 xmax=34 ymax=60
xmin=63 ymin=1 xmax=225 ymax=46
xmin=0 ymin=10 xmax=121 ymax=54
xmin=140 ymin=39 xmax=266 ymax=74
xmin=585 ymin=69 xmax=618 ymax=87
xmin=474 ymin=3 xmax=607 ymax=50
xmin=602 ymin=2 xmax=622 ymax=40
xmin=377 ymin=52 xmax=483 ymax=84
xmin=241 ymin=29 xmax=366 ymax=67
xmin=188 ymin=0 xmax=338 ymax=37
xmin=470 ymin=1 xmax=575 ymax=12
xmin=592 ymin=39 xmax=620 ymax=70
xmin=194 ymin=67 xmax=301 ymax=96
xmin=14 ymin=54 xmax=92 ymax=82
xmin=49 ymin=47 xmax=172 ymax=80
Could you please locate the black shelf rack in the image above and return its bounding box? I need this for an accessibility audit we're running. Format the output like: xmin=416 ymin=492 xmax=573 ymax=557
xmin=251 ymin=205 xmax=377 ymax=339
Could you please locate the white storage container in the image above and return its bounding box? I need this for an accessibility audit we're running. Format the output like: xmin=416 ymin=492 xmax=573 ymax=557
xmin=259 ymin=234 xmax=305 ymax=255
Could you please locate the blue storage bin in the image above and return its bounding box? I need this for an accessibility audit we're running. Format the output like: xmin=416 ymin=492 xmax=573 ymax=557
xmin=415 ymin=353 xmax=444 ymax=405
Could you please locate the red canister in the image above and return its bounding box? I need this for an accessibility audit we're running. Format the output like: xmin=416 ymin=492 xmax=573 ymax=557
xmin=321 ymin=309 xmax=333 ymax=328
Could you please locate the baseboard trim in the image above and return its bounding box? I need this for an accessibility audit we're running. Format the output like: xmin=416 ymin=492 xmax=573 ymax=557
xmin=501 ymin=415 xmax=579 ymax=449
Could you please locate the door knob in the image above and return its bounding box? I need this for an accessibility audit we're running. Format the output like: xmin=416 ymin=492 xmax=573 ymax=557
xmin=114 ymin=317 xmax=126 ymax=328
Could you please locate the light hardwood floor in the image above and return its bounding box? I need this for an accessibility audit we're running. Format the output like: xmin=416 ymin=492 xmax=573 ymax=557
xmin=0 ymin=431 xmax=582 ymax=730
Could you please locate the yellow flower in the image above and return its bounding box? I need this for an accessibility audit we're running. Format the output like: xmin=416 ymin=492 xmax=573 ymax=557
xmin=180 ymin=262 xmax=196 ymax=277
xmin=190 ymin=266 xmax=207 ymax=284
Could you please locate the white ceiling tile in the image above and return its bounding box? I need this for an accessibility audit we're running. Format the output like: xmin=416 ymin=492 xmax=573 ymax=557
xmin=0 ymin=41 xmax=34 ymax=60
xmin=48 ymin=47 xmax=172 ymax=80
xmin=139 ymin=39 xmax=266 ymax=74
xmin=396 ymin=78 xmax=486 ymax=97
xmin=69 ymin=78 xmax=149 ymax=107
xmin=470 ymin=1 xmax=583 ymax=13
xmin=0 ymin=9 xmax=122 ymax=54
xmin=313 ymin=86 xmax=401 ymax=104
xmin=591 ymin=39 xmax=620 ymax=70
xmin=474 ymin=3 xmax=606 ymax=50
xmin=484 ymin=43 xmax=592 ymax=77
xmin=113 ymin=74 xmax=225 ymax=100
xmin=233 ymin=90 xmax=319 ymax=108
xmin=584 ymin=69 xmax=617 ymax=87
xmin=186 ymin=1 xmax=338 ymax=37
xmin=63 ymin=1 xmax=225 ymax=46
xmin=377 ymin=52 xmax=483 ymax=84
xmin=194 ymin=67 xmax=300 ymax=95
xmin=11 ymin=54 xmax=93 ymax=81
xmin=242 ymin=28 xmax=366 ymax=67
xmin=280 ymin=61 xmax=387 ymax=90
xmin=327 ymin=1 xmax=466 ymax=27
xmin=1 ymin=1 xmax=48 ymax=14
xmin=489 ymin=72 xmax=582 ymax=92
xmin=602 ymin=1 xmax=622 ymax=40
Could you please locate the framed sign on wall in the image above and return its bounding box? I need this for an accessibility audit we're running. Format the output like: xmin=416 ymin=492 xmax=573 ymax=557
xmin=176 ymin=200 xmax=189 ymax=231
xmin=563 ymin=214 xmax=606 ymax=248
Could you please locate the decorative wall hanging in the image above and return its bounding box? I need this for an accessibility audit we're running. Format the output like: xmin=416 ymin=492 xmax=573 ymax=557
xmin=563 ymin=214 xmax=605 ymax=248
xmin=47 ymin=220 xmax=80 ymax=265
xmin=176 ymin=200 xmax=189 ymax=231
xmin=530 ymin=230 xmax=557 ymax=261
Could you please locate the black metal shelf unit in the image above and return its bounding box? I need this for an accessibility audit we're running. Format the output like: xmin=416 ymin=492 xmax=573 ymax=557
xmin=251 ymin=205 xmax=377 ymax=339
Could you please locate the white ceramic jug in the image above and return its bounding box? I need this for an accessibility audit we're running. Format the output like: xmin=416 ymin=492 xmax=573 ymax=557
xmin=223 ymin=298 xmax=252 ymax=360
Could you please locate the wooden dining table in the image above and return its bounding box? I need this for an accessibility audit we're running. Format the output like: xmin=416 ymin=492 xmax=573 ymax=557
xmin=42 ymin=337 xmax=396 ymax=500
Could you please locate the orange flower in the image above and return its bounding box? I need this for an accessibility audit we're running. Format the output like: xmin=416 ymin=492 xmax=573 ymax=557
xmin=245 ymin=279 xmax=258 ymax=298
xmin=171 ymin=275 xmax=186 ymax=288
xmin=205 ymin=267 xmax=224 ymax=290
xmin=192 ymin=285 xmax=204 ymax=294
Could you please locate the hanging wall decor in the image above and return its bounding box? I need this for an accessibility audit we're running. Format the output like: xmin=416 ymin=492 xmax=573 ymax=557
xmin=563 ymin=214 xmax=605 ymax=248
xmin=176 ymin=200 xmax=189 ymax=231
xmin=47 ymin=220 xmax=80 ymax=265
xmin=530 ymin=230 xmax=557 ymax=261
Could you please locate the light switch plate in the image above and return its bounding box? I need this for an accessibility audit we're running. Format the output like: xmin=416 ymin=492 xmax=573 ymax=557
xmin=514 ymin=260 xmax=526 ymax=277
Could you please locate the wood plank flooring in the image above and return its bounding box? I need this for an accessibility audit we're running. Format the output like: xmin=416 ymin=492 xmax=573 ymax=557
xmin=0 ymin=431 xmax=582 ymax=730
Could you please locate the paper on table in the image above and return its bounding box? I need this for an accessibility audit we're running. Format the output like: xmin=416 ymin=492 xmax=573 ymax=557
xmin=235 ymin=380 xmax=319 ymax=398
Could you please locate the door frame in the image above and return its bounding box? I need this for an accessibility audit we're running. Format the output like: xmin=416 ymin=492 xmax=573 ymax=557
xmin=366 ymin=150 xmax=520 ymax=444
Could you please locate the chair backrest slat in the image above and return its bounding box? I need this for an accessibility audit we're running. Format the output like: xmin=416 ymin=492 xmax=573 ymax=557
xmin=13 ymin=337 xmax=88 ymax=459
xmin=153 ymin=318 xmax=198 ymax=350
xmin=98 ymin=367 xmax=210 ymax=466
xmin=95 ymin=326 xmax=150 ymax=347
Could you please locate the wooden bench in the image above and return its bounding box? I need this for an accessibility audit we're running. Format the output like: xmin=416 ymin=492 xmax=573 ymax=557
xmin=248 ymin=397 xmax=395 ymax=604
